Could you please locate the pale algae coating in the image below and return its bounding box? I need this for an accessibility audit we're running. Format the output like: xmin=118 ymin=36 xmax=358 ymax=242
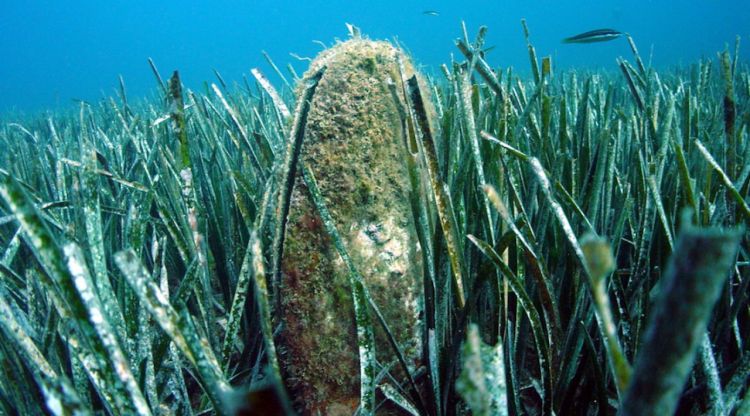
xmin=278 ymin=39 xmax=426 ymax=415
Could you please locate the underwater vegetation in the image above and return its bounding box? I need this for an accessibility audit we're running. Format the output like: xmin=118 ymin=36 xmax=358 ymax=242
xmin=0 ymin=22 xmax=749 ymax=416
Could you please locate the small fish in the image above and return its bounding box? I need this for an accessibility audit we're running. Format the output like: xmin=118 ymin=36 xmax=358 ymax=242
xmin=423 ymin=10 xmax=440 ymax=16
xmin=563 ymin=28 xmax=624 ymax=44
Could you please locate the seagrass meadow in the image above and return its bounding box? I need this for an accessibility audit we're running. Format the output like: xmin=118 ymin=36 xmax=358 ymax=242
xmin=0 ymin=24 xmax=749 ymax=416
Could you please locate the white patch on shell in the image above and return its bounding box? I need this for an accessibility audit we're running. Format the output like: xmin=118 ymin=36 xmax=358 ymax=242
xmin=350 ymin=217 xmax=419 ymax=319
xmin=351 ymin=217 xmax=408 ymax=273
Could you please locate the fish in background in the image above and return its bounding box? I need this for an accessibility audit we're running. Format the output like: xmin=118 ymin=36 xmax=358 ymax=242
xmin=563 ymin=28 xmax=625 ymax=44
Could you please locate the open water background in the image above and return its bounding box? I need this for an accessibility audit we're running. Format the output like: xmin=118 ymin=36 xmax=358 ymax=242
xmin=1 ymin=0 xmax=748 ymax=113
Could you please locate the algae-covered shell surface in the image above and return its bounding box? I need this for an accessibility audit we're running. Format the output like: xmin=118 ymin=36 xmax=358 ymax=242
xmin=278 ymin=38 xmax=426 ymax=415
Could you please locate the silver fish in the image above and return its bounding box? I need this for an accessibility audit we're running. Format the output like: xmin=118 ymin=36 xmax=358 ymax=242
xmin=563 ymin=28 xmax=624 ymax=44
xmin=423 ymin=10 xmax=439 ymax=16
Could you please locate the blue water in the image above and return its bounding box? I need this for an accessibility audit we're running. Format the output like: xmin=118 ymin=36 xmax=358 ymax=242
xmin=1 ymin=1 xmax=748 ymax=113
